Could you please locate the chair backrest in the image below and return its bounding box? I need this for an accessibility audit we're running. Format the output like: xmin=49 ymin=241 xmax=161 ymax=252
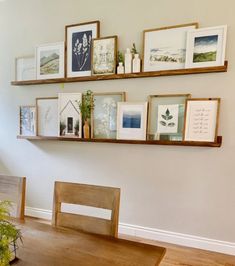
xmin=52 ymin=181 xmax=120 ymax=237
xmin=0 ymin=175 xmax=26 ymax=220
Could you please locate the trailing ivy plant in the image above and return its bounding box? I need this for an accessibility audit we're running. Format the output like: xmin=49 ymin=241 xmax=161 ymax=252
xmin=78 ymin=90 xmax=94 ymax=122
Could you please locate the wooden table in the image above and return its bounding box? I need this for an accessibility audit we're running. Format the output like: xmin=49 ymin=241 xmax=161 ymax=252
xmin=13 ymin=219 xmax=166 ymax=266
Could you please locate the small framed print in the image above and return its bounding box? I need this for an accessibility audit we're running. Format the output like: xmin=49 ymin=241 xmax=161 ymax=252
xmin=117 ymin=102 xmax=148 ymax=140
xmin=185 ymin=25 xmax=227 ymax=68
xmin=15 ymin=56 xmax=36 ymax=81
xmin=148 ymin=94 xmax=191 ymax=141
xmin=91 ymin=92 xmax=126 ymax=139
xmin=143 ymin=23 xmax=198 ymax=72
xmin=36 ymin=97 xmax=58 ymax=136
xmin=66 ymin=21 xmax=100 ymax=78
xmin=183 ymin=98 xmax=220 ymax=142
xmin=36 ymin=42 xmax=64 ymax=80
xmin=19 ymin=106 xmax=36 ymax=136
xmin=92 ymin=36 xmax=117 ymax=75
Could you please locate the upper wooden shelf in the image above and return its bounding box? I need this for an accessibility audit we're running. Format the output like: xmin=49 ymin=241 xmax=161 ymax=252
xmin=11 ymin=61 xmax=228 ymax=86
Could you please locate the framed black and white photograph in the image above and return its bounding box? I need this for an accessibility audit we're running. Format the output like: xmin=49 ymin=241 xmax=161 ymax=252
xmin=66 ymin=21 xmax=100 ymax=78
xmin=19 ymin=106 xmax=36 ymax=136
xmin=15 ymin=56 xmax=36 ymax=81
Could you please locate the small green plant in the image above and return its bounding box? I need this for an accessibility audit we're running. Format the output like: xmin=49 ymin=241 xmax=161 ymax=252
xmin=78 ymin=90 xmax=94 ymax=122
xmin=74 ymin=120 xmax=80 ymax=135
xmin=118 ymin=51 xmax=124 ymax=64
xmin=60 ymin=121 xmax=66 ymax=135
xmin=131 ymin=43 xmax=138 ymax=55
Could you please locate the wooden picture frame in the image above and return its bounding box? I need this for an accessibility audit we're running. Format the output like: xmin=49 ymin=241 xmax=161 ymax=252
xmin=15 ymin=55 xmax=35 ymax=81
xmin=19 ymin=106 xmax=36 ymax=136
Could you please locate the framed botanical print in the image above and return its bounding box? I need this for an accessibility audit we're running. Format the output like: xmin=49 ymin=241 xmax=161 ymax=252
xmin=143 ymin=23 xmax=198 ymax=72
xmin=91 ymin=92 xmax=126 ymax=139
xmin=15 ymin=56 xmax=35 ymax=81
xmin=92 ymin=36 xmax=117 ymax=75
xmin=19 ymin=106 xmax=36 ymax=136
xmin=148 ymin=94 xmax=191 ymax=141
xmin=66 ymin=21 xmax=100 ymax=78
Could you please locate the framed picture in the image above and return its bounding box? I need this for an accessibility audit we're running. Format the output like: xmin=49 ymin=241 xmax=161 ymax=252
xmin=91 ymin=92 xmax=126 ymax=139
xmin=36 ymin=97 xmax=58 ymax=136
xmin=66 ymin=21 xmax=100 ymax=78
xmin=36 ymin=42 xmax=64 ymax=80
xmin=143 ymin=23 xmax=198 ymax=72
xmin=58 ymin=93 xmax=82 ymax=137
xmin=148 ymin=94 xmax=191 ymax=141
xmin=15 ymin=56 xmax=36 ymax=81
xmin=19 ymin=106 xmax=36 ymax=136
xmin=92 ymin=36 xmax=117 ymax=75
xmin=183 ymin=98 xmax=220 ymax=142
xmin=117 ymin=102 xmax=148 ymax=140
xmin=185 ymin=25 xmax=227 ymax=68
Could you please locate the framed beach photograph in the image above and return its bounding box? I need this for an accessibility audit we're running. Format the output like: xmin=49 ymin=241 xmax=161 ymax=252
xmin=58 ymin=93 xmax=82 ymax=137
xmin=185 ymin=25 xmax=227 ymax=68
xmin=148 ymin=94 xmax=191 ymax=141
xmin=91 ymin=92 xmax=126 ymax=139
xmin=92 ymin=36 xmax=117 ymax=75
xmin=66 ymin=21 xmax=100 ymax=78
xmin=19 ymin=106 xmax=36 ymax=136
xmin=183 ymin=98 xmax=220 ymax=142
xmin=143 ymin=23 xmax=198 ymax=72
xmin=15 ymin=56 xmax=36 ymax=81
xmin=36 ymin=42 xmax=64 ymax=80
xmin=117 ymin=102 xmax=148 ymax=140
xmin=36 ymin=97 xmax=58 ymax=136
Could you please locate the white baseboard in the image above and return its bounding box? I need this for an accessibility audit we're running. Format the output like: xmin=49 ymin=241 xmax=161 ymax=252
xmin=25 ymin=206 xmax=235 ymax=256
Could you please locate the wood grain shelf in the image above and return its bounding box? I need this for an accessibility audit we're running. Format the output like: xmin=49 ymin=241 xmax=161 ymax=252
xmin=17 ymin=135 xmax=222 ymax=147
xmin=11 ymin=62 xmax=228 ymax=86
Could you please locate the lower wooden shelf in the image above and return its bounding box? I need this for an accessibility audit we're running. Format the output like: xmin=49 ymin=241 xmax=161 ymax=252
xmin=17 ymin=135 xmax=222 ymax=147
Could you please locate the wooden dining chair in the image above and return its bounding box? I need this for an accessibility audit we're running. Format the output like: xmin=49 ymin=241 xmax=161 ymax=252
xmin=52 ymin=181 xmax=120 ymax=237
xmin=0 ymin=175 xmax=26 ymax=220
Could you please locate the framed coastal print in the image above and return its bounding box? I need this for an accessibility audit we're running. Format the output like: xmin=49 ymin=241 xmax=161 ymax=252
xmin=91 ymin=92 xmax=126 ymax=139
xmin=36 ymin=42 xmax=64 ymax=80
xmin=117 ymin=102 xmax=148 ymax=140
xmin=92 ymin=36 xmax=117 ymax=75
xmin=148 ymin=94 xmax=191 ymax=141
xmin=15 ymin=56 xmax=35 ymax=81
xmin=36 ymin=97 xmax=58 ymax=136
xmin=19 ymin=106 xmax=36 ymax=136
xmin=183 ymin=98 xmax=220 ymax=142
xmin=185 ymin=25 xmax=227 ymax=68
xmin=143 ymin=23 xmax=198 ymax=72
xmin=58 ymin=93 xmax=82 ymax=137
xmin=66 ymin=21 xmax=100 ymax=77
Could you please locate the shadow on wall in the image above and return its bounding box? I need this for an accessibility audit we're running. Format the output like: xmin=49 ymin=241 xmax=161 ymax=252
xmin=0 ymin=160 xmax=11 ymax=175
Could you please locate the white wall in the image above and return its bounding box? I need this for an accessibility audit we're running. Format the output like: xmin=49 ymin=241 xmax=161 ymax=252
xmin=0 ymin=0 xmax=235 ymax=252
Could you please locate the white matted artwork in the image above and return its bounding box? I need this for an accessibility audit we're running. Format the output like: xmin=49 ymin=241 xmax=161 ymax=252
xmin=19 ymin=106 xmax=36 ymax=136
xmin=58 ymin=93 xmax=82 ymax=137
xmin=15 ymin=56 xmax=36 ymax=81
xmin=36 ymin=97 xmax=58 ymax=136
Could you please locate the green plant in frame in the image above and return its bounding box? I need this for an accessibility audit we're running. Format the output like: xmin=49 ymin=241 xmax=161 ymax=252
xmin=160 ymin=108 xmax=175 ymax=127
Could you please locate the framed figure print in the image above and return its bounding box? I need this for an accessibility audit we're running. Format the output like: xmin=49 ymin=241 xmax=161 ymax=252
xmin=19 ymin=106 xmax=36 ymax=136
xmin=15 ymin=56 xmax=36 ymax=81
xmin=66 ymin=21 xmax=100 ymax=78
xmin=91 ymin=92 xmax=126 ymax=139
xmin=143 ymin=23 xmax=198 ymax=72
xmin=183 ymin=98 xmax=220 ymax=142
xmin=36 ymin=42 xmax=64 ymax=80
xmin=117 ymin=102 xmax=148 ymax=140
xmin=36 ymin=97 xmax=58 ymax=136
xmin=148 ymin=94 xmax=191 ymax=141
xmin=92 ymin=36 xmax=117 ymax=75
xmin=185 ymin=25 xmax=227 ymax=68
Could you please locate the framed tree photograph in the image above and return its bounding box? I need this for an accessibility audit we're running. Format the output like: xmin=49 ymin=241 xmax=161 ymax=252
xmin=36 ymin=97 xmax=58 ymax=136
xmin=91 ymin=92 xmax=126 ymax=139
xmin=66 ymin=21 xmax=100 ymax=78
xmin=183 ymin=98 xmax=220 ymax=142
xmin=36 ymin=42 xmax=65 ymax=80
xmin=19 ymin=106 xmax=36 ymax=136
xmin=143 ymin=23 xmax=198 ymax=72
xmin=92 ymin=36 xmax=117 ymax=75
xmin=148 ymin=94 xmax=191 ymax=141
xmin=117 ymin=102 xmax=148 ymax=140
xmin=15 ymin=55 xmax=35 ymax=81
xmin=185 ymin=25 xmax=227 ymax=68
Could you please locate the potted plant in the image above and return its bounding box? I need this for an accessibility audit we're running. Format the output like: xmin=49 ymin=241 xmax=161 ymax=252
xmin=131 ymin=43 xmax=141 ymax=73
xmin=117 ymin=51 xmax=124 ymax=74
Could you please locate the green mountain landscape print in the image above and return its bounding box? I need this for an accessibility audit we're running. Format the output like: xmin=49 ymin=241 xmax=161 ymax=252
xmin=40 ymin=50 xmax=60 ymax=75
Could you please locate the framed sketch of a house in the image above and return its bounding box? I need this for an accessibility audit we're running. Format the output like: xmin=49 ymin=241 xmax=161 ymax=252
xmin=19 ymin=106 xmax=36 ymax=136
xmin=58 ymin=93 xmax=82 ymax=137
xmin=66 ymin=21 xmax=100 ymax=78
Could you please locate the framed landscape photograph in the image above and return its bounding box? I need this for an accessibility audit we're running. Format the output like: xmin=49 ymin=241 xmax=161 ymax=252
xmin=185 ymin=25 xmax=227 ymax=68
xmin=15 ymin=56 xmax=35 ymax=81
xmin=91 ymin=92 xmax=126 ymax=139
xmin=66 ymin=21 xmax=100 ymax=78
xmin=148 ymin=94 xmax=191 ymax=141
xmin=183 ymin=98 xmax=220 ymax=142
xmin=117 ymin=102 xmax=148 ymax=140
xmin=36 ymin=97 xmax=58 ymax=136
xmin=143 ymin=23 xmax=198 ymax=72
xmin=36 ymin=42 xmax=64 ymax=80
xmin=19 ymin=106 xmax=36 ymax=136
xmin=92 ymin=36 xmax=117 ymax=75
